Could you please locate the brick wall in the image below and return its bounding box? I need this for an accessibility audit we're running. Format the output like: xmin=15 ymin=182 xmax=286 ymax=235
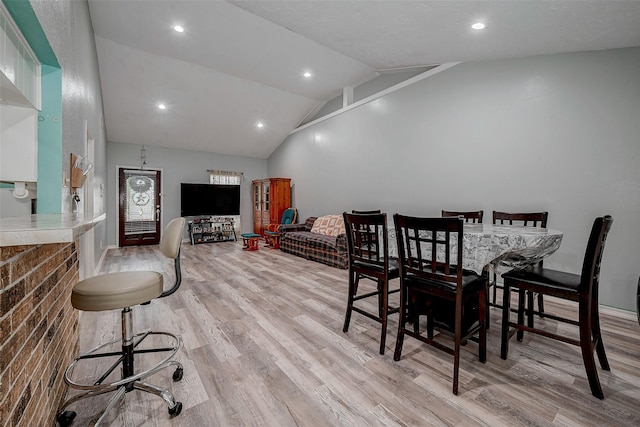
xmin=0 ymin=243 xmax=79 ymax=427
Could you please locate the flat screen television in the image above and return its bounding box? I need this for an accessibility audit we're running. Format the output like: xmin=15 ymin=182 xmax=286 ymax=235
xmin=180 ymin=183 xmax=241 ymax=216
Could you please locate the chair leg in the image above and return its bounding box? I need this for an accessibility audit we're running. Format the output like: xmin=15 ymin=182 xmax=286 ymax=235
xmin=343 ymin=271 xmax=356 ymax=333
xmin=393 ymin=286 xmax=407 ymax=361
xmin=501 ymin=282 xmax=511 ymax=360
xmin=581 ymin=346 xmax=604 ymax=400
xmin=134 ymin=381 xmax=181 ymax=412
xmin=452 ymin=305 xmax=462 ymax=395
xmin=90 ymin=386 xmax=127 ymax=425
xmin=414 ymin=312 xmax=421 ymax=335
xmin=537 ymin=292 xmax=545 ymax=316
xmin=526 ymin=290 xmax=536 ymax=329
xmin=492 ymin=274 xmax=498 ymax=305
xmin=579 ymin=322 xmax=604 ymax=398
xmin=485 ymin=284 xmax=491 ymax=330
xmin=378 ymin=279 xmax=384 ymax=318
xmin=517 ymin=289 xmax=526 ymax=342
xmin=595 ymin=338 xmax=610 ymax=372
xmin=410 ymin=292 xmax=421 ymax=335
xmin=479 ymin=288 xmax=487 ymax=363
xmin=426 ymin=308 xmax=434 ymax=339
xmin=379 ymin=279 xmax=388 ymax=355
xmin=592 ymin=305 xmax=610 ymax=371
xmin=393 ymin=327 xmax=405 ymax=361
xmin=578 ymin=299 xmax=606 ymax=399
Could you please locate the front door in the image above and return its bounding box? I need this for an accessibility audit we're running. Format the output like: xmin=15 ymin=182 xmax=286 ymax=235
xmin=118 ymin=168 xmax=161 ymax=246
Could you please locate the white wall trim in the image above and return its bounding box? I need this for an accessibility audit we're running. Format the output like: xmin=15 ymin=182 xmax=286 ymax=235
xmin=289 ymin=62 xmax=461 ymax=135
xmin=600 ymin=304 xmax=637 ymax=321
xmin=94 ymin=245 xmax=111 ymax=275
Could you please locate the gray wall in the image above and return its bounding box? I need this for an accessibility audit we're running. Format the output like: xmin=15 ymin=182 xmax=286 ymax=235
xmin=106 ymin=142 xmax=267 ymax=245
xmin=268 ymin=47 xmax=640 ymax=312
xmin=31 ymin=0 xmax=108 ymax=263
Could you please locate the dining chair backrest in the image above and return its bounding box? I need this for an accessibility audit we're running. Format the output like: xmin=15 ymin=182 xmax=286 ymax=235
xmin=442 ymin=210 xmax=483 ymax=223
xmin=394 ymin=215 xmax=464 ymax=288
xmin=579 ymin=215 xmax=613 ymax=294
xmin=493 ymin=211 xmax=548 ymax=228
xmin=343 ymin=212 xmax=389 ymax=268
xmin=493 ymin=211 xmax=549 ymax=271
xmin=352 ymin=210 xmax=382 ymax=246
xmin=352 ymin=210 xmax=382 ymax=215
xmin=490 ymin=211 xmax=549 ymax=320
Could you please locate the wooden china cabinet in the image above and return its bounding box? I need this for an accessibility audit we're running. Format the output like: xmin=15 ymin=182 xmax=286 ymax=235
xmin=252 ymin=178 xmax=291 ymax=235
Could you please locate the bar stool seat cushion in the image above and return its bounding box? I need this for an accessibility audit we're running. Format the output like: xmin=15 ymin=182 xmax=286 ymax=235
xmin=71 ymin=271 xmax=163 ymax=312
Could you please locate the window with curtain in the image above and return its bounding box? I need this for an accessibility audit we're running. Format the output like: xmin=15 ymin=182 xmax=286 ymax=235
xmin=209 ymin=170 xmax=242 ymax=185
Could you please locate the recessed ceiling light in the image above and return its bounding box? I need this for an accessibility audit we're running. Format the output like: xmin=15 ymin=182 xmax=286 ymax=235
xmin=173 ymin=25 xmax=184 ymax=33
xmin=157 ymin=104 xmax=167 ymax=110
xmin=256 ymin=122 xmax=264 ymax=128
xmin=303 ymin=71 xmax=312 ymax=78
xmin=471 ymin=22 xmax=486 ymax=30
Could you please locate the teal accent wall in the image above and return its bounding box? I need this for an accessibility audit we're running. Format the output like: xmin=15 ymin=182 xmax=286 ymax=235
xmin=2 ymin=0 xmax=59 ymax=67
xmin=38 ymin=65 xmax=63 ymax=213
xmin=3 ymin=0 xmax=62 ymax=212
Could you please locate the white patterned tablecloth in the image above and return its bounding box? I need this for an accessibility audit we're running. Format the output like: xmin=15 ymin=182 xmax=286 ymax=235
xmin=387 ymin=223 xmax=563 ymax=275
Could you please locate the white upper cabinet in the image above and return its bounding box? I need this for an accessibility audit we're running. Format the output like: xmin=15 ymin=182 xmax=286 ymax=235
xmin=0 ymin=3 xmax=40 ymax=186
xmin=0 ymin=2 xmax=41 ymax=109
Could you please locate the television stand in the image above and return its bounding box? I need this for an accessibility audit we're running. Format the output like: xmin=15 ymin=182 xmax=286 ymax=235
xmin=188 ymin=217 xmax=237 ymax=245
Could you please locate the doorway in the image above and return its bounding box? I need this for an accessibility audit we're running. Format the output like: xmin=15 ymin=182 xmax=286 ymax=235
xmin=118 ymin=168 xmax=161 ymax=246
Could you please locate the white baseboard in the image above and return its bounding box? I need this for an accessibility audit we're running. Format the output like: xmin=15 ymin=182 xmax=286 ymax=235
xmin=599 ymin=304 xmax=637 ymax=321
xmin=94 ymin=245 xmax=117 ymax=275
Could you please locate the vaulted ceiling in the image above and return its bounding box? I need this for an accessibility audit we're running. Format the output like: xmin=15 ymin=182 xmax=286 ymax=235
xmin=88 ymin=1 xmax=640 ymax=159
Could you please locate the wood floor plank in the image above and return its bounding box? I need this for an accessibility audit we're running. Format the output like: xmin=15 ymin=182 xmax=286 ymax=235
xmin=62 ymin=240 xmax=640 ymax=426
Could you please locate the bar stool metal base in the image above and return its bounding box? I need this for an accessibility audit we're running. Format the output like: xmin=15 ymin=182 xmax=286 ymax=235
xmin=56 ymin=308 xmax=183 ymax=426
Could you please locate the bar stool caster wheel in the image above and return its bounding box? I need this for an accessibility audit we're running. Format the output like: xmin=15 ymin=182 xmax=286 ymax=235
xmin=56 ymin=410 xmax=77 ymax=426
xmin=173 ymin=367 xmax=183 ymax=381
xmin=169 ymin=402 xmax=182 ymax=416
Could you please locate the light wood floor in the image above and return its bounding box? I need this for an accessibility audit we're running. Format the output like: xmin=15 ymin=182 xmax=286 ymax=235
xmin=66 ymin=240 xmax=640 ymax=426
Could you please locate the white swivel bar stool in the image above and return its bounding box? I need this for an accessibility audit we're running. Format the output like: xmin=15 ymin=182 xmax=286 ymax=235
xmin=57 ymin=217 xmax=186 ymax=426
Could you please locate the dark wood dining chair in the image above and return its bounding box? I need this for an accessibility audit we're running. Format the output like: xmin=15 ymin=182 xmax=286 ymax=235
xmin=343 ymin=212 xmax=400 ymax=355
xmin=350 ymin=210 xmax=382 ymax=289
xmin=492 ymin=211 xmax=549 ymax=328
xmin=500 ymin=216 xmax=613 ymax=399
xmin=442 ymin=210 xmax=483 ymax=223
xmin=393 ymin=215 xmax=487 ymax=395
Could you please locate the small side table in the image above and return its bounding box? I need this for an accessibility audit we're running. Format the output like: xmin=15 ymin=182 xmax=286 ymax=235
xmin=240 ymin=233 xmax=261 ymax=251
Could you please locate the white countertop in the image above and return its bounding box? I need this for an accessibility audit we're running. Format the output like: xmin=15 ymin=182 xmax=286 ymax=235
xmin=0 ymin=213 xmax=106 ymax=247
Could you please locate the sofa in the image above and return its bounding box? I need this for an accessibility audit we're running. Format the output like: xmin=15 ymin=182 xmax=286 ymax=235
xmin=279 ymin=215 xmax=348 ymax=269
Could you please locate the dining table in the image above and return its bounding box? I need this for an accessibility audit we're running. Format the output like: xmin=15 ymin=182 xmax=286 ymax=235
xmin=385 ymin=222 xmax=563 ymax=332
xmin=386 ymin=223 xmax=563 ymax=274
